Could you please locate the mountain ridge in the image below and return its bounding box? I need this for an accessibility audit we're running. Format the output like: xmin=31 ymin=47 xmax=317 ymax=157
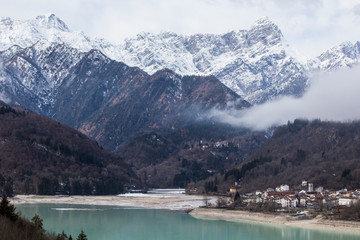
xmin=1 ymin=14 xmax=359 ymax=190
xmin=2 ymin=14 xmax=358 ymax=104
xmin=0 ymin=42 xmax=248 ymax=151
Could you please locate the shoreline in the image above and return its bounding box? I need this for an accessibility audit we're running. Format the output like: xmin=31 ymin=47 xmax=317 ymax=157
xmin=190 ymin=208 xmax=360 ymax=234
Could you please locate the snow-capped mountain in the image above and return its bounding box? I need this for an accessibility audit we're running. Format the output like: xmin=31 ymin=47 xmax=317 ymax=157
xmin=118 ymin=17 xmax=309 ymax=103
xmin=0 ymin=41 xmax=85 ymax=114
xmin=0 ymin=14 xmax=359 ymax=105
xmin=0 ymin=14 xmax=306 ymax=103
xmin=0 ymin=42 xmax=247 ymax=150
xmin=0 ymin=13 xmax=125 ymax=64
xmin=307 ymin=41 xmax=360 ymax=72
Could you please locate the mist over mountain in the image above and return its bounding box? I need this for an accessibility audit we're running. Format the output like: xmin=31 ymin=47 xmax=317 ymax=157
xmin=206 ymin=66 xmax=360 ymax=130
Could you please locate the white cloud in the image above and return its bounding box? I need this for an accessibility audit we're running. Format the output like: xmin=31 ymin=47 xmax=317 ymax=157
xmin=207 ymin=66 xmax=360 ymax=130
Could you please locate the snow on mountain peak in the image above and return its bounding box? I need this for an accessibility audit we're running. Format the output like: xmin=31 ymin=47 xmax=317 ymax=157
xmin=247 ymin=16 xmax=283 ymax=47
xmin=0 ymin=15 xmax=306 ymax=103
xmin=253 ymin=16 xmax=275 ymax=26
xmin=0 ymin=14 xmax=358 ymax=105
xmin=0 ymin=17 xmax=14 ymax=27
xmin=307 ymin=41 xmax=360 ymax=71
xmin=0 ymin=15 xmax=96 ymax=52
xmin=35 ymin=13 xmax=70 ymax=32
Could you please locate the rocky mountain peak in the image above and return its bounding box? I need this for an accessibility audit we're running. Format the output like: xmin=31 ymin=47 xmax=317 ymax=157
xmin=308 ymin=41 xmax=360 ymax=71
xmin=0 ymin=14 xmax=359 ymax=107
xmin=338 ymin=41 xmax=359 ymax=58
xmin=85 ymin=49 xmax=110 ymax=62
xmin=0 ymin=17 xmax=14 ymax=27
xmin=253 ymin=16 xmax=277 ymax=27
xmin=246 ymin=16 xmax=283 ymax=47
xmin=0 ymin=15 xmax=93 ymax=52
xmin=35 ymin=13 xmax=70 ymax=32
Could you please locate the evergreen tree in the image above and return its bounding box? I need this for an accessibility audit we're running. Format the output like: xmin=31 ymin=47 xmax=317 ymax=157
xmin=76 ymin=230 xmax=88 ymax=240
xmin=56 ymin=230 xmax=68 ymax=240
xmin=0 ymin=194 xmax=18 ymax=221
xmin=31 ymin=213 xmax=44 ymax=231
xmin=234 ymin=191 xmax=240 ymax=202
xmin=68 ymin=235 xmax=73 ymax=240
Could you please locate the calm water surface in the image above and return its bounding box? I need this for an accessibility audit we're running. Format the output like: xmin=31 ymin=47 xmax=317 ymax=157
xmin=16 ymin=204 xmax=360 ymax=240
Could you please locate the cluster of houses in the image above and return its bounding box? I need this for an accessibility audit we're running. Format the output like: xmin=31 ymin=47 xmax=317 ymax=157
xmin=230 ymin=181 xmax=360 ymax=210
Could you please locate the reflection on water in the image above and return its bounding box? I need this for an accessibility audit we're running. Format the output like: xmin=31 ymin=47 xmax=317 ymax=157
xmin=16 ymin=204 xmax=360 ymax=240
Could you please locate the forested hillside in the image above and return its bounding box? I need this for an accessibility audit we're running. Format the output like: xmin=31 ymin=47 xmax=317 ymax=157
xmin=0 ymin=101 xmax=139 ymax=196
xmin=190 ymin=120 xmax=360 ymax=193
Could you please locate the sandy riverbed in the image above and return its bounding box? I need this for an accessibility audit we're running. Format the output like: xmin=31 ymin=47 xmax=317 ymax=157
xmin=190 ymin=208 xmax=360 ymax=234
xmin=11 ymin=193 xmax=216 ymax=211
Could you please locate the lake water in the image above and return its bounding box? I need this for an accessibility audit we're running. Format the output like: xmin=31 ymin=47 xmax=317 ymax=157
xmin=16 ymin=203 xmax=360 ymax=240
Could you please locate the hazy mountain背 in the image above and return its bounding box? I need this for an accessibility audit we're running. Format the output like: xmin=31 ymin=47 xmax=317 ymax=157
xmin=0 ymin=101 xmax=138 ymax=196
xmin=1 ymin=14 xmax=359 ymax=105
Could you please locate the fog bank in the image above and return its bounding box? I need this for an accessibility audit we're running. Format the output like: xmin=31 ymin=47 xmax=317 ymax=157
xmin=207 ymin=66 xmax=360 ymax=130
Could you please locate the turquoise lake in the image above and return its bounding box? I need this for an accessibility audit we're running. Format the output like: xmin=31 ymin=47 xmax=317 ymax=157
xmin=15 ymin=203 xmax=360 ymax=240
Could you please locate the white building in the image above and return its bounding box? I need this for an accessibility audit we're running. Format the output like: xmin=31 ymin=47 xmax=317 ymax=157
xmin=308 ymin=183 xmax=314 ymax=192
xmin=281 ymin=197 xmax=298 ymax=208
xmin=299 ymin=197 xmax=308 ymax=207
xmin=338 ymin=197 xmax=359 ymax=206
xmin=280 ymin=184 xmax=289 ymax=192
xmin=301 ymin=181 xmax=307 ymax=187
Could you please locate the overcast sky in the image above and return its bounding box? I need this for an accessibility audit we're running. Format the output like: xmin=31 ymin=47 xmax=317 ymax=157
xmin=1 ymin=0 xmax=360 ymax=57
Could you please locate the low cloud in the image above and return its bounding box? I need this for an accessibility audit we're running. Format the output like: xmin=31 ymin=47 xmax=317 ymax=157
xmin=207 ymin=66 xmax=360 ymax=130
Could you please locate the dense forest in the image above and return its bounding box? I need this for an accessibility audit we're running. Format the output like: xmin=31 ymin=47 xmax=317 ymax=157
xmin=118 ymin=122 xmax=266 ymax=188
xmin=0 ymin=102 xmax=139 ymax=196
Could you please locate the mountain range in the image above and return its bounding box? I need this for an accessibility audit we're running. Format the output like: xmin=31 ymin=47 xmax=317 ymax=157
xmin=0 ymin=14 xmax=359 ymax=190
xmin=1 ymin=14 xmax=359 ymax=105
xmin=0 ymin=40 xmax=248 ymax=151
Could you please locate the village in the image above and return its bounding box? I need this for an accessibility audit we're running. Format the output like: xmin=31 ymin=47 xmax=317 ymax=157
xmin=230 ymin=181 xmax=360 ymax=212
